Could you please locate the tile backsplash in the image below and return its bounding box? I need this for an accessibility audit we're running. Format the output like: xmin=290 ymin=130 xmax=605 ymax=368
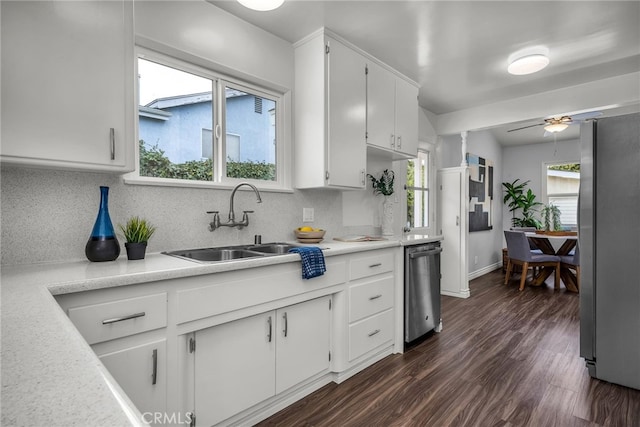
xmin=0 ymin=166 xmax=368 ymax=265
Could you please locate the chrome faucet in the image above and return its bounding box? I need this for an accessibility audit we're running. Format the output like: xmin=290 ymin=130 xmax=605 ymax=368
xmin=207 ymin=182 xmax=262 ymax=231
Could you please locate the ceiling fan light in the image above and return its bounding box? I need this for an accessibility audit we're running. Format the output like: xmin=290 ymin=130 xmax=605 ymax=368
xmin=508 ymin=54 xmax=550 ymax=75
xmin=544 ymin=122 xmax=569 ymax=133
xmin=237 ymin=0 xmax=284 ymax=11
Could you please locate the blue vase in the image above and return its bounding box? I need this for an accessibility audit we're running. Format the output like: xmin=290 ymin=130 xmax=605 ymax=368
xmin=85 ymin=186 xmax=120 ymax=262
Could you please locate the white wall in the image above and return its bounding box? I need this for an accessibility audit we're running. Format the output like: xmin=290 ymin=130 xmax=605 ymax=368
xmin=439 ymin=130 xmax=503 ymax=277
xmin=502 ymin=138 xmax=580 ymax=232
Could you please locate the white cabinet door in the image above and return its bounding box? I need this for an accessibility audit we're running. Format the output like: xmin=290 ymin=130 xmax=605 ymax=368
xmin=326 ymin=37 xmax=367 ymax=188
xmin=294 ymin=31 xmax=366 ymax=190
xmin=366 ymin=61 xmax=396 ymax=150
xmin=437 ymin=167 xmax=470 ymax=298
xmin=365 ymin=61 xmax=418 ymax=158
xmin=98 ymin=339 xmax=167 ymax=418
xmin=275 ymin=296 xmax=331 ymax=394
xmin=394 ymin=78 xmax=419 ymax=158
xmin=0 ymin=0 xmax=134 ymax=172
xmin=194 ymin=313 xmax=275 ymax=426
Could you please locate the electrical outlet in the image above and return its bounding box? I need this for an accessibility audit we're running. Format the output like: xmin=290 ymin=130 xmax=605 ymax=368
xmin=474 ymin=255 xmax=478 ymax=265
xmin=302 ymin=208 xmax=314 ymax=222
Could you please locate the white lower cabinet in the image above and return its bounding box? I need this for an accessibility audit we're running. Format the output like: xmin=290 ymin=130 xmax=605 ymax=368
xmin=193 ymin=296 xmax=331 ymax=426
xmin=55 ymin=250 xmax=398 ymax=426
xmin=98 ymin=339 xmax=167 ymax=418
xmin=56 ymin=288 xmax=168 ymax=424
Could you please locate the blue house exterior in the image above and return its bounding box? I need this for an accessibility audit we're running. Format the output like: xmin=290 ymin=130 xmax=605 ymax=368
xmin=139 ymin=91 xmax=275 ymax=165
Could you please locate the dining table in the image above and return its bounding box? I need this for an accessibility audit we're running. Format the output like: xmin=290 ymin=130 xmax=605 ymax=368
xmin=526 ymin=231 xmax=579 ymax=292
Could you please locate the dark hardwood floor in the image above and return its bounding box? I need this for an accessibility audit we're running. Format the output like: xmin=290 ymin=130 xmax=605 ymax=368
xmin=258 ymin=269 xmax=640 ymax=427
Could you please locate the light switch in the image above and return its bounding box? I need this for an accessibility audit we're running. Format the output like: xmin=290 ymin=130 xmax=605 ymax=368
xmin=302 ymin=208 xmax=314 ymax=222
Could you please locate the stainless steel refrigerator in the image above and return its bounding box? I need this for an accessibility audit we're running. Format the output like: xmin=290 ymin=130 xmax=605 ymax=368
xmin=579 ymin=112 xmax=640 ymax=390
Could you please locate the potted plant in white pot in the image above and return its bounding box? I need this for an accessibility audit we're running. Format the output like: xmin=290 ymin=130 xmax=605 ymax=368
xmin=367 ymin=169 xmax=395 ymax=236
xmin=118 ymin=216 xmax=156 ymax=260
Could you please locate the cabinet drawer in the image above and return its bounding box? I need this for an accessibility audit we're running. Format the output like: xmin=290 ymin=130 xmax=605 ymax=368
xmin=349 ymin=251 xmax=394 ymax=281
xmin=349 ymin=276 xmax=394 ymax=323
xmin=348 ymin=309 xmax=393 ymax=361
xmin=67 ymin=293 xmax=167 ymax=345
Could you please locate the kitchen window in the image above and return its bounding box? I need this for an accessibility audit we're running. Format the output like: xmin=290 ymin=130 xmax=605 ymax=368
xmin=134 ymin=49 xmax=284 ymax=189
xmin=543 ymin=162 xmax=580 ymax=228
xmin=406 ymin=150 xmax=431 ymax=230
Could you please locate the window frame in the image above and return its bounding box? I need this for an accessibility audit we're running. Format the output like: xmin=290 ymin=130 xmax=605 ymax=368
xmin=541 ymin=161 xmax=580 ymax=229
xmin=126 ymin=46 xmax=291 ymax=192
xmin=402 ymin=148 xmax=435 ymax=235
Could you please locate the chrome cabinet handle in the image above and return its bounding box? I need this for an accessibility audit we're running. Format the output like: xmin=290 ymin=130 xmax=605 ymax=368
xmin=283 ymin=312 xmax=288 ymax=337
xmin=361 ymin=169 xmax=366 ymax=186
xmin=102 ymin=312 xmax=145 ymax=325
xmin=369 ymin=294 xmax=382 ymax=300
xmin=456 ymin=216 xmax=460 ymax=226
xmin=368 ymin=329 xmax=381 ymax=337
xmin=151 ymin=349 xmax=158 ymax=385
xmin=397 ymin=135 xmax=402 ymax=149
xmin=369 ymin=263 xmax=382 ymax=268
xmin=267 ymin=316 xmax=272 ymax=342
xmin=109 ymin=128 xmax=115 ymax=160
xmin=390 ymin=134 xmax=395 ymax=148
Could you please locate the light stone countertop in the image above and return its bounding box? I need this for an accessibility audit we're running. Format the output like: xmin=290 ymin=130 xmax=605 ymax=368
xmin=400 ymin=234 xmax=444 ymax=246
xmin=0 ymin=240 xmax=399 ymax=427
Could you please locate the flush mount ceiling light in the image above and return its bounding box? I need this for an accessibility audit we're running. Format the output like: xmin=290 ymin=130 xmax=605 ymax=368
xmin=507 ymin=46 xmax=550 ymax=75
xmin=237 ymin=0 xmax=284 ymax=11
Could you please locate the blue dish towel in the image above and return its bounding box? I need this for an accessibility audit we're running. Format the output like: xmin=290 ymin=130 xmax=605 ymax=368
xmin=288 ymin=247 xmax=326 ymax=279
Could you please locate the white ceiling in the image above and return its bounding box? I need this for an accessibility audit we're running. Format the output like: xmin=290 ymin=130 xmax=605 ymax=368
xmin=209 ymin=0 xmax=640 ymax=145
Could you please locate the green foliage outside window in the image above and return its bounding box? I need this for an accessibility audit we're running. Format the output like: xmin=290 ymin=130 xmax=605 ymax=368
xmin=139 ymin=140 xmax=275 ymax=181
xmin=548 ymin=163 xmax=580 ymax=172
xmin=406 ymin=160 xmax=415 ymax=225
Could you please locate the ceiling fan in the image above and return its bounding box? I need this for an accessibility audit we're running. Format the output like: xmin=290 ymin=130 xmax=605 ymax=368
xmin=508 ymin=111 xmax=603 ymax=135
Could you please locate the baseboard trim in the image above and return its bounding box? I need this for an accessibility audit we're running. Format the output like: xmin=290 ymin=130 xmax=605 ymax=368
xmin=441 ymin=289 xmax=470 ymax=299
xmin=468 ymin=262 xmax=502 ymax=281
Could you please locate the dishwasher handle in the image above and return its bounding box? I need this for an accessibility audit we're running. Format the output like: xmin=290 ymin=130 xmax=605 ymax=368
xmin=408 ymin=247 xmax=442 ymax=259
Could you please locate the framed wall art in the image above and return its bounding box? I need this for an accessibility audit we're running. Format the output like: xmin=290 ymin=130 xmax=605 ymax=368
xmin=467 ymin=153 xmax=493 ymax=232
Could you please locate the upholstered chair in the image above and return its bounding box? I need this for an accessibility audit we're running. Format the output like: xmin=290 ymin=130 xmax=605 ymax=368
xmin=504 ymin=230 xmax=561 ymax=291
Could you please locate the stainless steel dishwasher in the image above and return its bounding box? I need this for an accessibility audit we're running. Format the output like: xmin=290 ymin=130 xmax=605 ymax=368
xmin=404 ymin=242 xmax=442 ymax=344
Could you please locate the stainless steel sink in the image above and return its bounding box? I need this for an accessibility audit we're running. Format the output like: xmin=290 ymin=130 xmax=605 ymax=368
xmin=164 ymin=247 xmax=267 ymax=263
xmin=248 ymin=243 xmax=301 ymax=254
xmin=163 ymin=242 xmax=303 ymax=263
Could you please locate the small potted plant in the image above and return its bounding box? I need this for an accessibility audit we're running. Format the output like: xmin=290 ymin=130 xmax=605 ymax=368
xmin=367 ymin=169 xmax=395 ymax=196
xmin=541 ymin=203 xmax=562 ymax=232
xmin=118 ymin=216 xmax=156 ymax=260
xmin=367 ymin=169 xmax=395 ymax=236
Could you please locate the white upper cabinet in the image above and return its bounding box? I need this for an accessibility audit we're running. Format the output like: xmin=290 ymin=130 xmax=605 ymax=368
xmin=294 ymin=31 xmax=367 ymax=189
xmin=394 ymin=77 xmax=419 ymax=157
xmin=366 ymin=61 xmax=419 ymax=159
xmin=0 ymin=1 xmax=135 ymax=172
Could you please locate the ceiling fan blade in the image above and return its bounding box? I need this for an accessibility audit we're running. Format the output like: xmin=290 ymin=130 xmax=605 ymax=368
xmin=507 ymin=122 xmax=544 ymax=132
xmin=570 ymin=111 xmax=603 ymax=121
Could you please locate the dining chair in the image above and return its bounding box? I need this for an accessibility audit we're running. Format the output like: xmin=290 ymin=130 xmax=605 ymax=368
xmin=504 ymin=230 xmax=561 ymax=291
xmin=560 ymin=244 xmax=580 ymax=291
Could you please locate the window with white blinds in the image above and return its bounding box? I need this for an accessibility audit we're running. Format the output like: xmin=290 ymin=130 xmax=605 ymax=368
xmin=545 ymin=164 xmax=580 ymax=228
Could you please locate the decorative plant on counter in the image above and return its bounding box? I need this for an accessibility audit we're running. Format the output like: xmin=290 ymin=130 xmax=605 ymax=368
xmin=118 ymin=216 xmax=157 ymax=260
xmin=502 ymin=179 xmax=543 ymax=229
xmin=541 ymin=203 xmax=562 ymax=231
xmin=367 ymin=169 xmax=395 ymax=236
xmin=367 ymin=169 xmax=395 ymax=196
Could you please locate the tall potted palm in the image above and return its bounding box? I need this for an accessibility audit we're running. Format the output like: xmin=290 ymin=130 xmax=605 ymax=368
xmin=502 ymin=179 xmax=542 ymax=229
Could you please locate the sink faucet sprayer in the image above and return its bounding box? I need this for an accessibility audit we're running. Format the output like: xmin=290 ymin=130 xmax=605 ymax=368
xmin=207 ymin=182 xmax=262 ymax=231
